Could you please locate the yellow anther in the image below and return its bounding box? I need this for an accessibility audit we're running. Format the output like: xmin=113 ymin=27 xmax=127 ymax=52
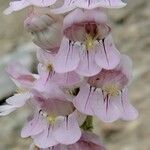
xmin=46 ymin=64 xmax=53 ymax=72
xmin=47 ymin=115 xmax=56 ymax=124
xmin=103 ymin=84 xmax=120 ymax=96
xmin=16 ymin=88 xmax=27 ymax=94
xmin=85 ymin=34 xmax=94 ymax=49
xmin=42 ymin=64 xmax=53 ymax=72
xmin=67 ymin=89 xmax=76 ymax=96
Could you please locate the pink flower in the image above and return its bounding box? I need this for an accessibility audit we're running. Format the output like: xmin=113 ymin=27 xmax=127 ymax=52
xmin=73 ymin=55 xmax=138 ymax=122
xmin=4 ymin=0 xmax=58 ymax=15
xmin=0 ymin=62 xmax=36 ymax=116
xmin=21 ymin=95 xmax=85 ymax=148
xmin=52 ymin=0 xmax=127 ymax=14
xmin=36 ymin=49 xmax=81 ymax=87
xmin=24 ymin=14 xmax=63 ymax=52
xmin=0 ymin=62 xmax=86 ymax=149
xmin=29 ymin=132 xmax=105 ymax=150
xmin=54 ymin=9 xmax=120 ymax=77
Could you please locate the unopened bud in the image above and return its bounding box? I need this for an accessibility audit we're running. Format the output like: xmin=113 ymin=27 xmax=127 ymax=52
xmin=24 ymin=15 xmax=53 ymax=32
xmin=24 ymin=14 xmax=63 ymax=52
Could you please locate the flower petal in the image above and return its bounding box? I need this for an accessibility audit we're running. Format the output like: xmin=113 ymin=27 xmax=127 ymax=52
xmin=94 ymin=92 xmax=120 ymax=122
xmin=6 ymin=62 xmax=32 ymax=78
xmin=21 ymin=115 xmax=45 ymax=138
xmin=37 ymin=49 xmax=55 ymax=65
xmin=54 ymin=37 xmax=80 ymax=73
xmin=0 ymin=105 xmax=16 ymax=116
xmin=6 ymin=62 xmax=35 ymax=88
xmin=4 ymin=0 xmax=29 ymax=15
xmin=32 ymin=80 xmax=67 ymax=100
xmin=32 ymin=0 xmax=57 ymax=7
xmin=76 ymin=50 xmax=102 ymax=77
xmin=74 ymin=81 xmax=120 ymax=123
xmin=116 ymin=54 xmax=133 ymax=82
xmin=52 ymin=0 xmax=76 ymax=14
xmin=115 ymin=88 xmax=139 ymax=121
xmin=95 ymin=35 xmax=120 ymax=70
xmin=4 ymin=0 xmax=58 ymax=15
xmin=76 ymin=0 xmax=127 ymax=9
xmin=53 ymin=112 xmax=81 ymax=145
xmin=73 ymin=84 xmax=99 ymax=116
xmin=51 ymin=71 xmax=81 ymax=86
xmin=81 ymin=132 xmax=105 ymax=149
xmin=33 ymin=124 xmax=58 ymax=148
xmin=6 ymin=93 xmax=32 ymax=108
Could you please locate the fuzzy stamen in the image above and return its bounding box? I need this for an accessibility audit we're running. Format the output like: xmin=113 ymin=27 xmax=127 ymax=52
xmin=103 ymin=84 xmax=120 ymax=96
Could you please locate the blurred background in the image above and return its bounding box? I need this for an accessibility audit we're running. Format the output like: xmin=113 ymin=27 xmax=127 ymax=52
xmin=0 ymin=0 xmax=150 ymax=150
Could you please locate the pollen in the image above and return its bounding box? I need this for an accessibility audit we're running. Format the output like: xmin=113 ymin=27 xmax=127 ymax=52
xmin=103 ymin=84 xmax=120 ymax=96
xmin=85 ymin=34 xmax=94 ymax=49
xmin=40 ymin=110 xmax=56 ymax=124
xmin=67 ymin=89 xmax=77 ymax=96
xmin=16 ymin=88 xmax=27 ymax=94
xmin=47 ymin=115 xmax=56 ymax=124
xmin=47 ymin=64 xmax=53 ymax=71
xmin=43 ymin=64 xmax=53 ymax=72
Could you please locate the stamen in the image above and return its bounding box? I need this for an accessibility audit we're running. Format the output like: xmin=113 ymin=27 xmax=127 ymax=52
xmin=85 ymin=34 xmax=94 ymax=49
xmin=47 ymin=115 xmax=56 ymax=124
xmin=84 ymin=86 xmax=92 ymax=110
xmin=103 ymin=84 xmax=120 ymax=96
xmin=66 ymin=88 xmax=79 ymax=96
xmin=39 ymin=110 xmax=56 ymax=124
xmin=102 ymin=38 xmax=109 ymax=66
xmin=43 ymin=64 xmax=53 ymax=72
xmin=88 ymin=0 xmax=91 ymax=6
xmin=16 ymin=88 xmax=27 ymax=93
xmin=42 ymin=63 xmax=54 ymax=84
xmin=47 ymin=64 xmax=53 ymax=71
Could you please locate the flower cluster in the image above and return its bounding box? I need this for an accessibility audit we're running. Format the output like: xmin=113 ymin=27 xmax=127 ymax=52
xmin=1 ymin=0 xmax=138 ymax=149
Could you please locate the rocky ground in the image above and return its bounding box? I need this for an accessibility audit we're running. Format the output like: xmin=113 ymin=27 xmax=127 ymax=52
xmin=0 ymin=0 xmax=150 ymax=150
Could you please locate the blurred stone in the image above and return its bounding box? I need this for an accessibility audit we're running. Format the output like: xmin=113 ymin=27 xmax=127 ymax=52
xmin=0 ymin=0 xmax=31 ymax=54
xmin=108 ymin=0 xmax=148 ymax=24
xmin=0 ymin=108 xmax=31 ymax=150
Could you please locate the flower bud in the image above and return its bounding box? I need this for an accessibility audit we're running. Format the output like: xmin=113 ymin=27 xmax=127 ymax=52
xmin=24 ymin=15 xmax=53 ymax=32
xmin=24 ymin=14 xmax=63 ymax=52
